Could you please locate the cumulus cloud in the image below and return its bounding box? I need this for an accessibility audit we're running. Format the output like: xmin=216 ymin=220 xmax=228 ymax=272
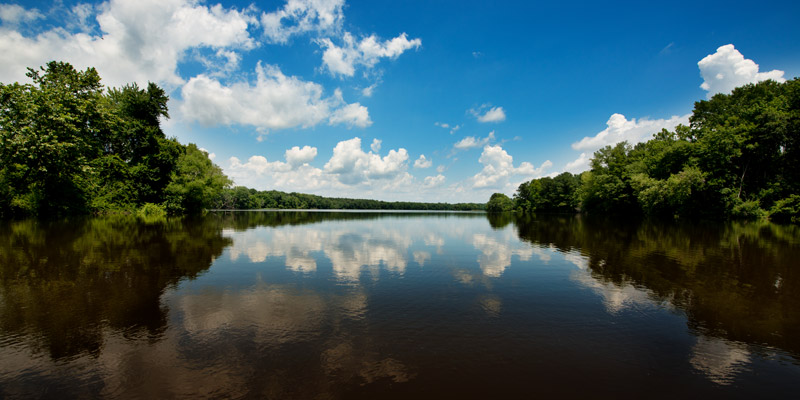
xmin=318 ymin=32 xmax=421 ymax=77
xmin=324 ymin=137 xmax=409 ymax=185
xmin=472 ymin=145 xmax=551 ymax=189
xmin=180 ymin=63 xmax=370 ymax=131
xmin=285 ymin=145 xmax=318 ymax=166
xmin=454 ymin=131 xmax=495 ymax=150
xmin=370 ymin=139 xmax=382 ymax=152
xmin=226 ymin=150 xmax=331 ymax=193
xmin=329 ymin=101 xmax=372 ymax=128
xmin=470 ymin=105 xmax=506 ymax=123
xmin=698 ymin=44 xmax=785 ymax=98
xmin=571 ymin=113 xmax=689 ymax=153
xmin=260 ymin=0 xmax=344 ymax=44
xmin=423 ymin=174 xmax=445 ymax=188
xmin=414 ymin=154 xmax=433 ymax=169
xmin=564 ymin=152 xmax=591 ymax=173
xmin=0 ymin=0 xmax=257 ymax=88
xmin=0 ymin=4 xmax=43 ymax=25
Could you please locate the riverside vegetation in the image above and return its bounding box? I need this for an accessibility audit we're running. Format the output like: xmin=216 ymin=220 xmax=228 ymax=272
xmin=0 ymin=62 xmax=482 ymax=218
xmin=2 ymin=62 xmax=797 ymax=220
xmin=492 ymin=78 xmax=800 ymax=223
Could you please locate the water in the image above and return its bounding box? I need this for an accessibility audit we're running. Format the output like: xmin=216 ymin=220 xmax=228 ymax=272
xmin=1 ymin=211 xmax=799 ymax=398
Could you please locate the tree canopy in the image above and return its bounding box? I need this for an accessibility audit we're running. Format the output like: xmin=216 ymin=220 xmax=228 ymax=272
xmin=507 ymin=78 xmax=800 ymax=223
xmin=0 ymin=62 xmax=228 ymax=217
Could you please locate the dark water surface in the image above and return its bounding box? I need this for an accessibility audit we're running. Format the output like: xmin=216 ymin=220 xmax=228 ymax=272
xmin=1 ymin=211 xmax=799 ymax=398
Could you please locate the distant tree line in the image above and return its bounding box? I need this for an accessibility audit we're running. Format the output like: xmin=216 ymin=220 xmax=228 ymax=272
xmin=494 ymin=78 xmax=800 ymax=223
xmin=212 ymin=186 xmax=485 ymax=211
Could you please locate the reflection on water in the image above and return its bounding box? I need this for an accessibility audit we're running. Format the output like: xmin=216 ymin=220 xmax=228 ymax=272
xmin=1 ymin=211 xmax=799 ymax=398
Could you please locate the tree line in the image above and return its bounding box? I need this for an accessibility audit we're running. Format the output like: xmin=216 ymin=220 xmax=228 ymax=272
xmin=211 ymin=186 xmax=485 ymax=211
xmin=0 ymin=62 xmax=483 ymax=218
xmin=492 ymin=78 xmax=800 ymax=223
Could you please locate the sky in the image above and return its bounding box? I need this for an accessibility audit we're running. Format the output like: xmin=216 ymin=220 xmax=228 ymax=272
xmin=1 ymin=0 xmax=799 ymax=203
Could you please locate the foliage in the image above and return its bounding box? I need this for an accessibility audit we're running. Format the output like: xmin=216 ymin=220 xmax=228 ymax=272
xmin=212 ymin=187 xmax=486 ymax=211
xmin=0 ymin=62 xmax=230 ymax=217
xmin=136 ymin=202 xmax=167 ymax=223
xmin=770 ymin=195 xmax=800 ymax=223
xmin=486 ymin=193 xmax=515 ymax=213
xmin=508 ymin=77 xmax=800 ymax=222
xmin=514 ymin=172 xmax=580 ymax=213
xmin=164 ymin=144 xmax=231 ymax=214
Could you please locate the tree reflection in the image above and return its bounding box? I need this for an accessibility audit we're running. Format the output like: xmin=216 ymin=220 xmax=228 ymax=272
xmin=0 ymin=216 xmax=231 ymax=359
xmin=512 ymin=214 xmax=800 ymax=357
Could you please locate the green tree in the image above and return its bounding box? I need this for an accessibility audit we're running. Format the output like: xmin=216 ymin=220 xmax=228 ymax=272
xmin=164 ymin=144 xmax=232 ymax=214
xmin=487 ymin=193 xmax=515 ymax=213
xmin=0 ymin=62 xmax=104 ymax=216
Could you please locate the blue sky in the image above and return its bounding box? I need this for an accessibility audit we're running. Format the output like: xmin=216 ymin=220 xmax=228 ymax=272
xmin=2 ymin=0 xmax=799 ymax=202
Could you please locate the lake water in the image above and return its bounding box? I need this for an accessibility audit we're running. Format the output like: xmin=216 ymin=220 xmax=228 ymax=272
xmin=1 ymin=211 xmax=799 ymax=398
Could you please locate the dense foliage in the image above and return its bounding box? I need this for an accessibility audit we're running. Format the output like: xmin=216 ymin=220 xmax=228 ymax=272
xmin=508 ymin=78 xmax=800 ymax=222
xmin=212 ymin=186 xmax=485 ymax=211
xmin=0 ymin=62 xmax=229 ymax=217
xmin=486 ymin=193 xmax=514 ymax=213
xmin=0 ymin=62 xmax=482 ymax=217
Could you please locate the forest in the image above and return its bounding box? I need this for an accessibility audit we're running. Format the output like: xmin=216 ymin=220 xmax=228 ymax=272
xmin=497 ymin=78 xmax=800 ymax=223
xmin=0 ymin=62 xmax=229 ymax=217
xmin=3 ymin=62 xmax=797 ymax=220
xmin=211 ymin=186 xmax=484 ymax=211
xmin=0 ymin=62 xmax=482 ymax=217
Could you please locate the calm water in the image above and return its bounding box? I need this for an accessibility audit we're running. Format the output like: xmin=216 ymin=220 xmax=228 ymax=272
xmin=1 ymin=211 xmax=799 ymax=398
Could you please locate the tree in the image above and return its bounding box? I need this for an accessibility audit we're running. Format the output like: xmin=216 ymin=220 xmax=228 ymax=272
xmin=0 ymin=62 xmax=104 ymax=216
xmin=164 ymin=144 xmax=232 ymax=214
xmin=487 ymin=193 xmax=515 ymax=213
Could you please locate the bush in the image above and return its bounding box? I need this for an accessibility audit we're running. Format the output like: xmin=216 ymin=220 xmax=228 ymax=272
xmin=770 ymin=195 xmax=800 ymax=224
xmin=136 ymin=203 xmax=167 ymax=222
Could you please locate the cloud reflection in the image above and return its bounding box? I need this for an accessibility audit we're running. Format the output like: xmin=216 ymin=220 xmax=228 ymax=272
xmin=689 ymin=336 xmax=751 ymax=385
xmin=222 ymin=218 xmax=464 ymax=282
xmin=472 ymin=233 xmax=535 ymax=277
xmin=567 ymin=252 xmax=659 ymax=314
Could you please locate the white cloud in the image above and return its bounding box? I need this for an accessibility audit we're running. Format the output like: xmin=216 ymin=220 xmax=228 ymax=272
xmin=571 ymin=113 xmax=689 ymax=153
xmin=180 ymin=63 xmax=369 ymax=132
xmin=0 ymin=0 xmax=257 ymax=88
xmin=370 ymin=139 xmax=382 ymax=152
xmin=423 ymin=174 xmax=445 ymax=188
xmin=260 ymin=0 xmax=344 ymax=44
xmin=472 ymin=145 xmax=551 ymax=189
xmin=0 ymin=4 xmax=43 ymax=25
xmin=436 ymin=122 xmax=460 ymax=134
xmin=319 ymin=32 xmax=421 ymax=77
xmin=698 ymin=44 xmax=785 ymax=98
xmin=436 ymin=165 xmax=446 ymax=173
xmin=414 ymin=154 xmax=433 ymax=169
xmin=324 ymin=137 xmax=409 ymax=185
xmin=361 ymin=82 xmax=378 ymax=97
xmin=285 ymin=145 xmax=318 ymax=166
xmin=227 ymin=154 xmax=329 ymax=192
xmin=564 ymin=152 xmax=591 ymax=173
xmin=454 ymin=131 xmax=495 ymax=150
xmin=470 ymin=106 xmax=506 ymax=123
xmin=329 ymin=101 xmax=372 ymax=128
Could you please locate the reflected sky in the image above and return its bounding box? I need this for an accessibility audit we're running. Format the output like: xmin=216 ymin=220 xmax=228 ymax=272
xmin=2 ymin=212 xmax=800 ymax=398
